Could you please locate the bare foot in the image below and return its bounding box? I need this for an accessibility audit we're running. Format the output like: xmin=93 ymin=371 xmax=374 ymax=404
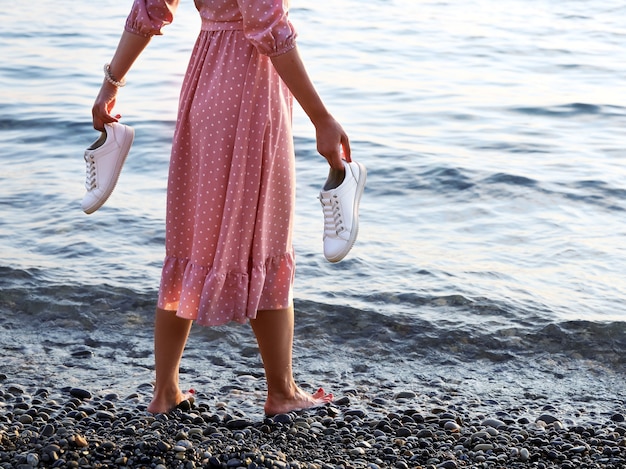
xmin=147 ymin=389 xmax=195 ymax=414
xmin=265 ymin=387 xmax=333 ymax=416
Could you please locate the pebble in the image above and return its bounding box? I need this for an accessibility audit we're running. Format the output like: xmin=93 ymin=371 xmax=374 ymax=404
xmin=226 ymin=418 xmax=253 ymax=429
xmin=417 ymin=428 xmax=435 ymax=438
xmin=69 ymin=388 xmax=92 ymax=400
xmin=396 ymin=427 xmax=412 ymax=437
xmin=96 ymin=410 xmax=115 ymax=421
xmin=18 ymin=414 xmax=33 ymax=425
xmin=437 ymin=461 xmax=458 ymax=469
xmin=273 ymin=413 xmax=293 ymax=424
xmin=73 ymin=435 xmax=88 ymax=447
xmin=444 ymin=421 xmax=461 ymax=432
xmin=474 ymin=443 xmax=494 ymax=451
xmin=157 ymin=440 xmax=171 ymax=452
xmin=482 ymin=418 xmax=506 ymax=429
xmin=536 ymin=414 xmax=560 ymax=425
xmin=520 ymin=447 xmax=531 ymax=461
xmin=40 ymin=423 xmax=56 ymax=437
xmin=26 ymin=453 xmax=39 ymax=466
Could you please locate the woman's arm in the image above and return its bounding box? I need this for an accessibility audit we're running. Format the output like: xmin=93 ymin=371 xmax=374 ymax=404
xmin=271 ymin=46 xmax=351 ymax=170
xmin=92 ymin=31 xmax=152 ymax=131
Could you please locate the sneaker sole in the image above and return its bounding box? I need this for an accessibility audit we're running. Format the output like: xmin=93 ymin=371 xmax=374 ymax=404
xmin=326 ymin=161 xmax=367 ymax=263
xmin=83 ymin=126 xmax=135 ymax=214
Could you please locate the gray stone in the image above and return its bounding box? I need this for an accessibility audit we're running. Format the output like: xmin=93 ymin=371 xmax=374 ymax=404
xmin=474 ymin=443 xmax=494 ymax=452
xmin=396 ymin=427 xmax=412 ymax=437
xmin=481 ymin=418 xmax=506 ymax=429
xmin=417 ymin=428 xmax=434 ymax=438
xmin=40 ymin=423 xmax=56 ymax=437
xmin=69 ymin=388 xmax=92 ymax=400
xmin=18 ymin=414 xmax=33 ymax=425
xmin=437 ymin=461 xmax=458 ymax=469
xmin=225 ymin=418 xmax=252 ymax=429
xmin=536 ymin=414 xmax=559 ymax=425
xmin=95 ymin=410 xmax=115 ymax=421
xmin=273 ymin=413 xmax=293 ymax=424
xmin=519 ymin=448 xmax=530 ymax=462
xmin=26 ymin=453 xmax=39 ymax=466
xmin=444 ymin=421 xmax=461 ymax=432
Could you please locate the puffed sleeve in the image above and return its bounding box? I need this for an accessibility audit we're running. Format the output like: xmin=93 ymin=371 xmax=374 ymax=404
xmin=125 ymin=0 xmax=179 ymax=37
xmin=237 ymin=0 xmax=297 ymax=57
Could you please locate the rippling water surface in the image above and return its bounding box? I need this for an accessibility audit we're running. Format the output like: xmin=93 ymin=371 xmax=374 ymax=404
xmin=1 ymin=0 xmax=625 ymax=411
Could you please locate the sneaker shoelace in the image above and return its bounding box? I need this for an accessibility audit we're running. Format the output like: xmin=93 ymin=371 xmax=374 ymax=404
xmin=84 ymin=153 xmax=97 ymax=191
xmin=319 ymin=193 xmax=345 ymax=236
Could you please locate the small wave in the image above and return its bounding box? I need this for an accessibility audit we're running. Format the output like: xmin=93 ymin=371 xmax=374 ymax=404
xmin=0 ymin=115 xmax=82 ymax=132
xmin=475 ymin=171 xmax=625 ymax=213
xmin=421 ymin=166 xmax=475 ymax=192
xmin=554 ymin=179 xmax=626 ymax=213
xmin=527 ymin=321 xmax=626 ymax=363
xmin=294 ymin=298 xmax=626 ymax=368
xmin=2 ymin=269 xmax=624 ymax=370
xmin=0 ymin=266 xmax=157 ymax=330
xmin=471 ymin=141 xmax=553 ymax=155
xmin=482 ymin=172 xmax=537 ymax=187
xmin=510 ymin=102 xmax=624 ymax=118
xmin=364 ymin=163 xmax=478 ymax=198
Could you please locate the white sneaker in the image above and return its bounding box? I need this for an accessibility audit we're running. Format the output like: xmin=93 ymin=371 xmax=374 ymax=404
xmin=319 ymin=160 xmax=366 ymax=263
xmin=81 ymin=122 xmax=134 ymax=214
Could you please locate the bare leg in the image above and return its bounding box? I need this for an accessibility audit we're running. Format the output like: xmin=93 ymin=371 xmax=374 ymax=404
xmin=147 ymin=308 xmax=193 ymax=414
xmin=250 ymin=306 xmax=333 ymax=415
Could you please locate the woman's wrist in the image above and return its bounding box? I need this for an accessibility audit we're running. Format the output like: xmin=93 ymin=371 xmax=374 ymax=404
xmin=309 ymin=110 xmax=334 ymax=128
xmin=103 ymin=63 xmax=126 ymax=88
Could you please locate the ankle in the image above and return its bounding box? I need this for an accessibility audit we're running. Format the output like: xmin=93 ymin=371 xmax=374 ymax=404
xmin=266 ymin=378 xmax=298 ymax=400
xmin=153 ymin=383 xmax=182 ymax=400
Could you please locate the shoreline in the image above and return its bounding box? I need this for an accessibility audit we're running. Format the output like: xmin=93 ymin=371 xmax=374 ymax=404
xmin=1 ymin=281 xmax=625 ymax=468
xmin=1 ymin=377 xmax=625 ymax=469
xmin=2 ymin=292 xmax=626 ymax=468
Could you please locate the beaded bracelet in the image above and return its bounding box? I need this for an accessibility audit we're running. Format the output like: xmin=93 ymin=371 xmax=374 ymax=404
xmin=103 ymin=63 xmax=126 ymax=88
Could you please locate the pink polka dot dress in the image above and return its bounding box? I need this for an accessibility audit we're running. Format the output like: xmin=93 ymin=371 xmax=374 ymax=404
xmin=125 ymin=0 xmax=298 ymax=326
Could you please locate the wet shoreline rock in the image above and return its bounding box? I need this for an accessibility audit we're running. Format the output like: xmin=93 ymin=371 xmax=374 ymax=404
xmin=0 ymin=384 xmax=624 ymax=469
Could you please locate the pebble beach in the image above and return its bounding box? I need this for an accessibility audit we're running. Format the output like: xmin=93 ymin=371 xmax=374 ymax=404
xmin=1 ymin=282 xmax=625 ymax=469
xmin=1 ymin=376 xmax=625 ymax=469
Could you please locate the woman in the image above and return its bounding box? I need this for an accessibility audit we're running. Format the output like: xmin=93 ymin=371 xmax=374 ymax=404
xmin=91 ymin=0 xmax=350 ymax=415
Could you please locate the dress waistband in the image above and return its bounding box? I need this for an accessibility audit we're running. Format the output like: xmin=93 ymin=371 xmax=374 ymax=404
xmin=201 ymin=17 xmax=244 ymax=31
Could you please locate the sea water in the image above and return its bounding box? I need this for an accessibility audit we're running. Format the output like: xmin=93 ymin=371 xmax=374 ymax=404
xmin=1 ymin=0 xmax=625 ymax=415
